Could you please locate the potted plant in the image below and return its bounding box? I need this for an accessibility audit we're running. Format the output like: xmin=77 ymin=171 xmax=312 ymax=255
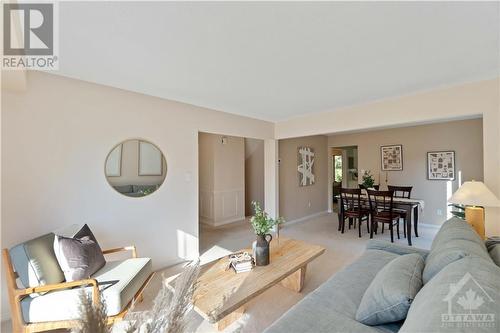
xmin=361 ymin=170 xmax=375 ymax=189
xmin=250 ymin=201 xmax=284 ymax=266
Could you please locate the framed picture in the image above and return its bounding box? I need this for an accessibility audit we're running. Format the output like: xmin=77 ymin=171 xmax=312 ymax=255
xmin=381 ymin=145 xmax=403 ymax=171
xmin=427 ymin=151 xmax=455 ymax=180
xmin=139 ymin=141 xmax=163 ymax=176
xmin=297 ymin=146 xmax=315 ymax=186
xmin=105 ymin=144 xmax=122 ymax=177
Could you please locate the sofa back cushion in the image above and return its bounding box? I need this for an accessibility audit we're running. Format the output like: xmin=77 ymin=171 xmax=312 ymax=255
xmin=10 ymin=233 xmax=65 ymax=293
xmin=400 ymin=256 xmax=500 ymax=333
xmin=431 ymin=218 xmax=486 ymax=251
xmin=423 ymin=218 xmax=492 ymax=284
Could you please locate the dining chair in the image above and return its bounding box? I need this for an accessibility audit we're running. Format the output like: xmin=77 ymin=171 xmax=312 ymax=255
xmin=367 ymin=189 xmax=401 ymax=242
xmin=339 ymin=188 xmax=370 ymax=237
xmin=387 ymin=185 xmax=413 ymax=238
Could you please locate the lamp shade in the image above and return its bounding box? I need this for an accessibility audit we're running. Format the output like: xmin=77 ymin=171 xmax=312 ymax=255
xmin=449 ymin=181 xmax=500 ymax=207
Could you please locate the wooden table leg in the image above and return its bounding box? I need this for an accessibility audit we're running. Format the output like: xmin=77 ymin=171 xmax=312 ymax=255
xmin=214 ymin=306 xmax=245 ymax=331
xmin=414 ymin=206 xmax=419 ymax=237
xmin=280 ymin=266 xmax=306 ymax=292
xmin=406 ymin=209 xmax=412 ymax=246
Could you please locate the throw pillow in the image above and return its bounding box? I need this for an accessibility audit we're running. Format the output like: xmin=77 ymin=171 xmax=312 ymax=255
xmin=9 ymin=233 xmax=65 ymax=296
xmin=356 ymin=253 xmax=424 ymax=325
xmin=54 ymin=224 xmax=106 ymax=281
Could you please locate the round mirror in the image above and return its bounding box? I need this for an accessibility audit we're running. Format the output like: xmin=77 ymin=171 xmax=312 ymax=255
xmin=105 ymin=139 xmax=167 ymax=197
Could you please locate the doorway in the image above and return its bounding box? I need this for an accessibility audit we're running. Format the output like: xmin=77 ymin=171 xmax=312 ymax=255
xmin=198 ymin=132 xmax=264 ymax=258
xmin=330 ymin=146 xmax=358 ymax=212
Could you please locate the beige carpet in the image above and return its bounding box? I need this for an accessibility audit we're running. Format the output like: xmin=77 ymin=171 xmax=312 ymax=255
xmin=1 ymin=213 xmax=437 ymax=333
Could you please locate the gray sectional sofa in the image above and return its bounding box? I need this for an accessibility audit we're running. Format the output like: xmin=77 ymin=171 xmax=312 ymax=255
xmin=265 ymin=218 xmax=500 ymax=333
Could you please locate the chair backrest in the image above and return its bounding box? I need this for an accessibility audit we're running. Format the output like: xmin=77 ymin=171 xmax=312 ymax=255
xmin=387 ymin=185 xmax=412 ymax=198
xmin=340 ymin=188 xmax=362 ymax=212
xmin=367 ymin=189 xmax=395 ymax=217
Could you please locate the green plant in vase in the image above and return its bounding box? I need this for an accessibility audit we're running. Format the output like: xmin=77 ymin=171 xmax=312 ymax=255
xmin=250 ymin=201 xmax=284 ymax=266
xmin=361 ymin=170 xmax=375 ymax=189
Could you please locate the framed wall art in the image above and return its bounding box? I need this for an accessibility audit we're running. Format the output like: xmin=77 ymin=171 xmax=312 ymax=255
xmin=427 ymin=151 xmax=455 ymax=180
xmin=139 ymin=140 xmax=163 ymax=176
xmin=105 ymin=144 xmax=122 ymax=177
xmin=381 ymin=145 xmax=403 ymax=171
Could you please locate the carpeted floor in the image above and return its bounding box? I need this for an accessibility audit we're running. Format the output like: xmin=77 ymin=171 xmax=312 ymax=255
xmin=1 ymin=213 xmax=437 ymax=333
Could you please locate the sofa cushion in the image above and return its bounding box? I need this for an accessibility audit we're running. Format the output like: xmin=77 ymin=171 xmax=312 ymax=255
xmin=423 ymin=218 xmax=492 ymax=284
xmin=366 ymin=239 xmax=429 ymax=259
xmin=264 ymin=250 xmax=401 ymax=333
xmin=21 ymin=258 xmax=152 ymax=323
xmin=356 ymin=254 xmax=424 ymax=325
xmin=400 ymin=256 xmax=500 ymax=333
xmin=485 ymin=237 xmax=500 ymax=267
xmin=10 ymin=233 xmax=65 ymax=294
xmin=54 ymin=224 xmax=106 ymax=281
xmin=431 ymin=218 xmax=486 ymax=251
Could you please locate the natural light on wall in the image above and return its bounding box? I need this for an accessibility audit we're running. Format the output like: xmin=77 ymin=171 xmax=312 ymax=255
xmin=446 ymin=180 xmax=453 ymax=219
xmin=176 ymin=230 xmax=199 ymax=260
xmin=447 ymin=171 xmax=463 ymax=219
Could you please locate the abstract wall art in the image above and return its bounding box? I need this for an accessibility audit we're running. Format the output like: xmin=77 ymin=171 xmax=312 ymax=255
xmin=298 ymin=146 xmax=315 ymax=186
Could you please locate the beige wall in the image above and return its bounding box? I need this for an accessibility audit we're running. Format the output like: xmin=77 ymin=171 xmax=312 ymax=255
xmin=1 ymin=72 xmax=274 ymax=319
xmin=199 ymin=133 xmax=245 ymax=226
xmin=329 ymin=119 xmax=484 ymax=225
xmin=277 ymin=79 xmax=500 ymax=235
xmin=106 ymin=139 xmax=167 ymax=187
xmin=279 ymin=135 xmax=328 ymax=222
xmin=245 ymin=138 xmax=265 ymax=216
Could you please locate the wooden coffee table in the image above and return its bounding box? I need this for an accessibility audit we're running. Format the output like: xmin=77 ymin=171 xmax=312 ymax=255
xmin=193 ymin=238 xmax=325 ymax=330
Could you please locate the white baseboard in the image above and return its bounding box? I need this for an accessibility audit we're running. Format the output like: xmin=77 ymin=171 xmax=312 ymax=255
xmin=200 ymin=216 xmax=245 ymax=228
xmin=418 ymin=223 xmax=441 ymax=230
xmin=283 ymin=210 xmax=329 ymax=227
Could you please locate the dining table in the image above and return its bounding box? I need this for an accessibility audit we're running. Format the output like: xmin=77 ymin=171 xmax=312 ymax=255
xmin=335 ymin=194 xmax=425 ymax=246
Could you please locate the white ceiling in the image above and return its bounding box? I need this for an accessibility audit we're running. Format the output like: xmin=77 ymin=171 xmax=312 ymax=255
xmin=56 ymin=2 xmax=499 ymax=122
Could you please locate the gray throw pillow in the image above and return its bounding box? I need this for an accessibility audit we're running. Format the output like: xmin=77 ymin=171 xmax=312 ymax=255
xmin=54 ymin=224 xmax=105 ymax=281
xmin=356 ymin=254 xmax=424 ymax=325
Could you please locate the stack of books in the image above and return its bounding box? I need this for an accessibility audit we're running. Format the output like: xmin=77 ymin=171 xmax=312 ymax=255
xmin=229 ymin=252 xmax=254 ymax=274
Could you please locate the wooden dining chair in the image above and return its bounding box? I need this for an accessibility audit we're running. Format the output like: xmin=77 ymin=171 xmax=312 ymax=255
xmin=387 ymin=185 xmax=413 ymax=238
xmin=367 ymin=189 xmax=401 ymax=242
xmin=387 ymin=185 xmax=412 ymax=199
xmin=339 ymin=188 xmax=370 ymax=237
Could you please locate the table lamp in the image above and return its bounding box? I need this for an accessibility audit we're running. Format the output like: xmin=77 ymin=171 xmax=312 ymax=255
xmin=448 ymin=180 xmax=500 ymax=239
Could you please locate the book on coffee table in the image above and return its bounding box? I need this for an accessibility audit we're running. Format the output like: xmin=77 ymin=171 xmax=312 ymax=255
xmin=229 ymin=252 xmax=254 ymax=273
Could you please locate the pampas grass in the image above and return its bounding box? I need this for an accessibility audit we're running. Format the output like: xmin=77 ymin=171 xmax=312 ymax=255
xmin=74 ymin=260 xmax=200 ymax=333
xmin=72 ymin=291 xmax=110 ymax=333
